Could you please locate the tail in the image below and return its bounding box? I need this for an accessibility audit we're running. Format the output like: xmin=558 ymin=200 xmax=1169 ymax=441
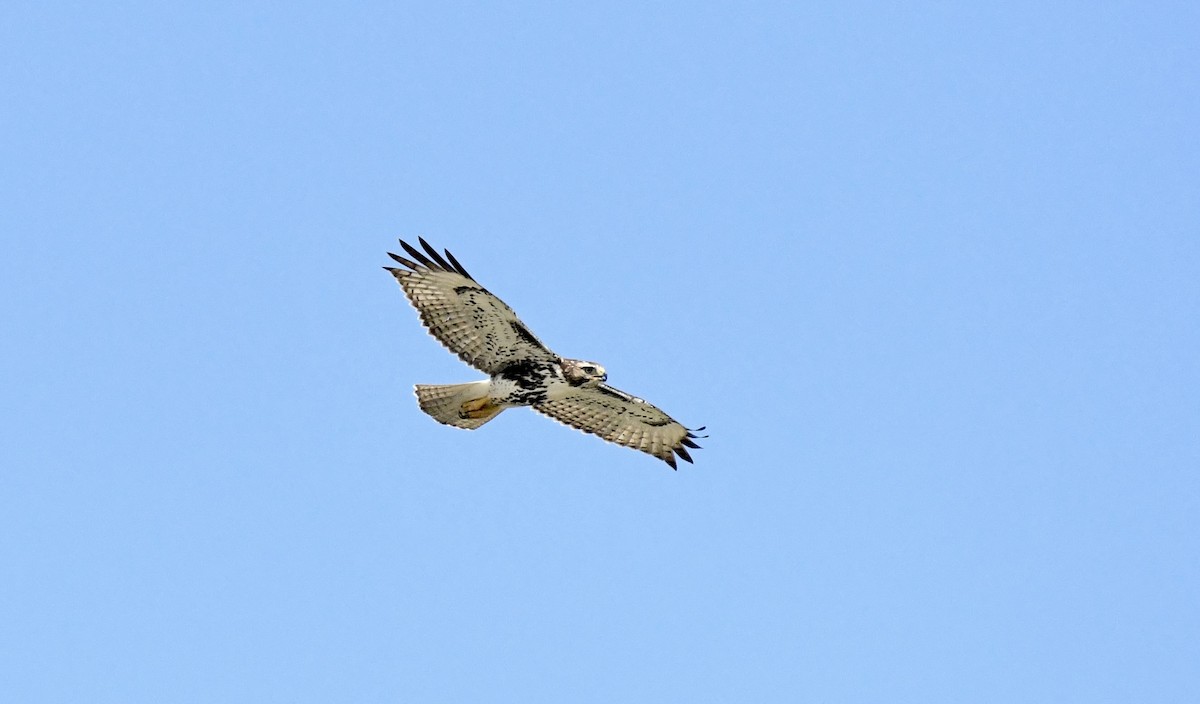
xmin=414 ymin=381 xmax=503 ymax=429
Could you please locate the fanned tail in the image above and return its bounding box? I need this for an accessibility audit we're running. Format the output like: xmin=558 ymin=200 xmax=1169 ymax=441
xmin=414 ymin=381 xmax=502 ymax=429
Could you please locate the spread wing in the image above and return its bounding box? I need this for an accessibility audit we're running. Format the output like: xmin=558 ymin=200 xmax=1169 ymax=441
xmin=385 ymin=238 xmax=558 ymax=374
xmin=533 ymin=383 xmax=704 ymax=470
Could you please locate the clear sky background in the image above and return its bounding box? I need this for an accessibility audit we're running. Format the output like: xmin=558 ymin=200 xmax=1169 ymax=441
xmin=2 ymin=2 xmax=1197 ymax=702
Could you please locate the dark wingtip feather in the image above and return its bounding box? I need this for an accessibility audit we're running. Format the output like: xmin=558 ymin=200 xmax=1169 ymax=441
xmin=444 ymin=248 xmax=474 ymax=281
xmin=387 ymin=251 xmax=421 ymax=269
xmin=399 ymin=239 xmax=436 ymax=268
xmin=419 ymin=237 xmax=454 ymax=271
xmin=674 ymin=446 xmax=694 ymax=464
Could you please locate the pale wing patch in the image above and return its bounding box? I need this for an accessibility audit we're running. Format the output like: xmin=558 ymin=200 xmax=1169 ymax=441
xmin=533 ymin=383 xmax=703 ymax=470
xmin=385 ymin=238 xmax=558 ymax=374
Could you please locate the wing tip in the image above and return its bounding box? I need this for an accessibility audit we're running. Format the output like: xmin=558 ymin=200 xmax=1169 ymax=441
xmin=399 ymin=238 xmax=437 ymax=269
xmin=391 ymin=238 xmax=476 ymax=282
xmin=419 ymin=236 xmax=455 ymax=271
xmin=443 ymin=247 xmax=474 ymax=280
xmin=387 ymin=251 xmax=422 ymax=271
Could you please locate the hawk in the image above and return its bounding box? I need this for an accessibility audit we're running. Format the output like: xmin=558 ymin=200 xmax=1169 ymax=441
xmin=384 ymin=238 xmax=704 ymax=470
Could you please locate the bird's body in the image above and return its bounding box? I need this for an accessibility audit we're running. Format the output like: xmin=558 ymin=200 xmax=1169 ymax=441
xmin=384 ymin=238 xmax=703 ymax=469
xmin=490 ymin=358 xmax=567 ymax=407
xmin=415 ymin=358 xmax=583 ymax=428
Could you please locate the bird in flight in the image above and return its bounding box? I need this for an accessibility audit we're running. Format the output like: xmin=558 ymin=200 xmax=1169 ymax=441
xmin=385 ymin=238 xmax=704 ymax=469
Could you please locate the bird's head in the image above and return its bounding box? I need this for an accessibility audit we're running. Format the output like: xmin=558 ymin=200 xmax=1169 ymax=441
xmin=561 ymin=359 xmax=607 ymax=387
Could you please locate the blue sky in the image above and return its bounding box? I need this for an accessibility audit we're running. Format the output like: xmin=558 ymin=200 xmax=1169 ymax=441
xmin=2 ymin=1 xmax=1197 ymax=701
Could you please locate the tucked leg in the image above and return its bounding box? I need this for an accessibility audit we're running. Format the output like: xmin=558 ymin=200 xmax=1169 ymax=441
xmin=460 ymin=397 xmax=499 ymax=419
